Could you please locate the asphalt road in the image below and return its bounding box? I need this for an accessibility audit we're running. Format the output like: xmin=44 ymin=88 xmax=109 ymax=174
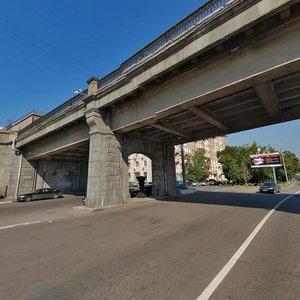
xmin=1 ymin=185 xmax=300 ymax=300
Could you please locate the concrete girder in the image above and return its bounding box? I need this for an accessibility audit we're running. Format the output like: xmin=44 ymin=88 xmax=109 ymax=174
xmin=187 ymin=106 xmax=228 ymax=132
xmin=254 ymin=82 xmax=281 ymax=119
xmin=150 ymin=122 xmax=190 ymax=138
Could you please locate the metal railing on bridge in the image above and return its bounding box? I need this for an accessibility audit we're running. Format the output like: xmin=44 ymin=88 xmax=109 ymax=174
xmin=17 ymin=0 xmax=241 ymax=141
xmin=100 ymin=0 xmax=240 ymax=89
xmin=17 ymin=92 xmax=86 ymax=140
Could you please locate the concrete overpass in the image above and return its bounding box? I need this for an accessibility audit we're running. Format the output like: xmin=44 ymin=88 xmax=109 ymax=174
xmin=8 ymin=0 xmax=300 ymax=207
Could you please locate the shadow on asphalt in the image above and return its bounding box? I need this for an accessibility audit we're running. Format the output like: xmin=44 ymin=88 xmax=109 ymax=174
xmin=156 ymin=188 xmax=300 ymax=215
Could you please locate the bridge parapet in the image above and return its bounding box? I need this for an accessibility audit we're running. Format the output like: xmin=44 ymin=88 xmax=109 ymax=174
xmin=15 ymin=0 xmax=244 ymax=145
xmin=16 ymin=93 xmax=86 ymax=142
xmin=99 ymin=0 xmax=242 ymax=90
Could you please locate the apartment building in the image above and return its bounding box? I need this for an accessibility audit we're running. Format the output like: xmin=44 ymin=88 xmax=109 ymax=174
xmin=128 ymin=153 xmax=152 ymax=184
xmin=128 ymin=136 xmax=227 ymax=183
xmin=174 ymin=136 xmax=227 ymax=181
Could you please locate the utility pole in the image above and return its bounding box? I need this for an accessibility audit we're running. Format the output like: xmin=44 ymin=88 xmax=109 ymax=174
xmin=180 ymin=144 xmax=187 ymax=188
xmin=272 ymin=167 xmax=277 ymax=184
xmin=281 ymin=151 xmax=289 ymax=182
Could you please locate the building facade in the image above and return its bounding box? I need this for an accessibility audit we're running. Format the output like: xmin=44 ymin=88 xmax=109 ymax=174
xmin=174 ymin=136 xmax=227 ymax=181
xmin=128 ymin=136 xmax=227 ymax=184
xmin=128 ymin=153 xmax=153 ymax=184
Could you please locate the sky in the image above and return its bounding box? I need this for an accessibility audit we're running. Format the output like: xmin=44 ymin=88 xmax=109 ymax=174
xmin=0 ymin=1 xmax=299 ymax=158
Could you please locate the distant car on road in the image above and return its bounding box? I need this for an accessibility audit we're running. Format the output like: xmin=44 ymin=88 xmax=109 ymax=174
xmin=199 ymin=180 xmax=208 ymax=186
xmin=208 ymin=179 xmax=222 ymax=185
xmin=259 ymin=182 xmax=281 ymax=194
xmin=17 ymin=188 xmax=63 ymax=202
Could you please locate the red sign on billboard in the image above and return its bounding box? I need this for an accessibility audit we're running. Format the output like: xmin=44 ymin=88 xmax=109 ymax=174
xmin=250 ymin=153 xmax=282 ymax=168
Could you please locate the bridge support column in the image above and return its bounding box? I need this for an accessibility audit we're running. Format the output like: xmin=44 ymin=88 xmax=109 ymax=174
xmin=152 ymin=143 xmax=177 ymax=197
xmin=85 ymin=107 xmax=129 ymax=208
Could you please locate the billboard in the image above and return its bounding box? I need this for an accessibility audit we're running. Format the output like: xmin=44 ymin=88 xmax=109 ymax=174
xmin=250 ymin=153 xmax=282 ymax=168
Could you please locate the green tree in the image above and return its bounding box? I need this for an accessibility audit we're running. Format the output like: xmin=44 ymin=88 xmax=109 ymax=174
xmin=217 ymin=143 xmax=275 ymax=184
xmin=217 ymin=145 xmax=244 ymax=183
xmin=227 ymin=161 xmax=241 ymax=183
xmin=277 ymin=151 xmax=300 ymax=181
xmin=186 ymin=148 xmax=210 ymax=182
xmin=217 ymin=143 xmax=300 ymax=184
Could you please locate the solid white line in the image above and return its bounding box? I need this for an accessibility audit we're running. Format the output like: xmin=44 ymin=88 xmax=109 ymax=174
xmin=197 ymin=191 xmax=300 ymax=300
xmin=0 ymin=221 xmax=41 ymax=230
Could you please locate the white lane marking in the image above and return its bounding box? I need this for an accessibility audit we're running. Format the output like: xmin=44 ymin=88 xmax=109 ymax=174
xmin=197 ymin=190 xmax=300 ymax=300
xmin=0 ymin=221 xmax=41 ymax=230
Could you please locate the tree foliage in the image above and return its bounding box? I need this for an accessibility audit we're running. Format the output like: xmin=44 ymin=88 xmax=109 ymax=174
xmin=185 ymin=148 xmax=210 ymax=182
xmin=217 ymin=142 xmax=300 ymax=184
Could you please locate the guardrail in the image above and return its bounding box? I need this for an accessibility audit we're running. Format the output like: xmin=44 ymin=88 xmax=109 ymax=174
xmin=16 ymin=0 xmax=241 ymax=141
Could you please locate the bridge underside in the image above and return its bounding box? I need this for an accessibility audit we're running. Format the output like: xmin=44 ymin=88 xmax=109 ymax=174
xmin=121 ymin=70 xmax=300 ymax=145
xmin=108 ymin=1 xmax=300 ymax=145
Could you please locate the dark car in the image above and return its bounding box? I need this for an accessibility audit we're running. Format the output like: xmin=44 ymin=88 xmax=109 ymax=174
xmin=176 ymin=181 xmax=185 ymax=189
xmin=259 ymin=182 xmax=281 ymax=194
xmin=206 ymin=179 xmax=221 ymax=185
xmin=16 ymin=188 xmax=63 ymax=202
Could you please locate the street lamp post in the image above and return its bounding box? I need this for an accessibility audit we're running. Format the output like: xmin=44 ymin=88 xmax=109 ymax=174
xmin=180 ymin=144 xmax=187 ymax=188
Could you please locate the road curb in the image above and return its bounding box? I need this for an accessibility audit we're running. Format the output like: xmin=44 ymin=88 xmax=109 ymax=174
xmin=0 ymin=200 xmax=13 ymax=205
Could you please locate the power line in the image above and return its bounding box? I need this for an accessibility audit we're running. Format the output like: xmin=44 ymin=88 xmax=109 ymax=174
xmin=0 ymin=16 xmax=91 ymax=76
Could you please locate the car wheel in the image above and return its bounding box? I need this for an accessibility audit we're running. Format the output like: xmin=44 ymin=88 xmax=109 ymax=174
xmin=25 ymin=196 xmax=32 ymax=202
xmin=53 ymin=194 xmax=58 ymax=199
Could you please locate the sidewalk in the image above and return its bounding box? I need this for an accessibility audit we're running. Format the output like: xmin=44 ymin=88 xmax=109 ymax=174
xmin=0 ymin=197 xmax=14 ymax=205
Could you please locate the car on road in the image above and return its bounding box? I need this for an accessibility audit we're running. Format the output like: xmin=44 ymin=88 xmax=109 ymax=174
xmin=208 ymin=179 xmax=222 ymax=185
xmin=176 ymin=181 xmax=185 ymax=189
xmin=16 ymin=188 xmax=63 ymax=202
xmin=199 ymin=180 xmax=209 ymax=186
xmin=259 ymin=182 xmax=281 ymax=194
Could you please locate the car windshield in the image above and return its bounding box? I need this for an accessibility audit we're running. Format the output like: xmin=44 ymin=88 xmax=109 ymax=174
xmin=262 ymin=182 xmax=275 ymax=187
xmin=32 ymin=189 xmax=42 ymax=194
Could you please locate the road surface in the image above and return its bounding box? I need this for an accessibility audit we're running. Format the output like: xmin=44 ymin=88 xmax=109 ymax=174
xmin=1 ymin=185 xmax=300 ymax=300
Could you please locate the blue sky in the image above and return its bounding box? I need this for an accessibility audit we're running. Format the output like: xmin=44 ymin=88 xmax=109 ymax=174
xmin=0 ymin=1 xmax=299 ymax=158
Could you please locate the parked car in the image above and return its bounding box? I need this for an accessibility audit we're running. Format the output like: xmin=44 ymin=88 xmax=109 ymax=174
xmin=176 ymin=181 xmax=185 ymax=189
xmin=16 ymin=188 xmax=63 ymax=202
xmin=208 ymin=179 xmax=222 ymax=185
xmin=199 ymin=180 xmax=208 ymax=186
xmin=259 ymin=182 xmax=281 ymax=194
